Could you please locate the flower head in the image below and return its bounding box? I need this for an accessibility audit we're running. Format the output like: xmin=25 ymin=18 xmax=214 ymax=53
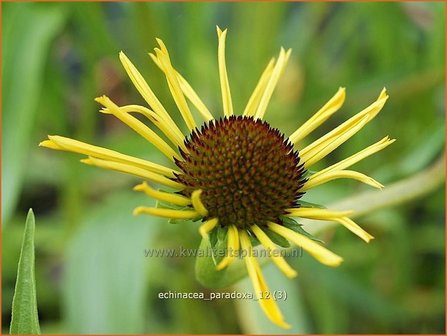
xmin=40 ymin=27 xmax=394 ymax=329
xmin=175 ymin=116 xmax=307 ymax=229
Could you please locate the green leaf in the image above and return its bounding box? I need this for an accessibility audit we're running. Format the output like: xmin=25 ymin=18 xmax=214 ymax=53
xmin=303 ymin=169 xmax=318 ymax=177
xmin=298 ymin=200 xmax=326 ymax=209
xmin=155 ymin=200 xmax=201 ymax=224
xmin=263 ymin=227 xmax=290 ymax=248
xmin=10 ymin=209 xmax=40 ymax=335
xmin=216 ymin=225 xmax=228 ymax=243
xmin=155 ymin=200 xmax=189 ymax=211
xmin=2 ymin=3 xmax=67 ymax=225
xmin=280 ymin=216 xmax=325 ymax=244
xmin=208 ymin=226 xmax=218 ymax=248
xmin=195 ymin=238 xmax=248 ymax=289
xmin=248 ymin=232 xmax=262 ymax=247
xmin=168 ymin=218 xmax=191 ymax=224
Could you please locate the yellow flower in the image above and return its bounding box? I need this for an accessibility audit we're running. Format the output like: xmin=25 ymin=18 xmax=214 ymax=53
xmin=40 ymin=27 xmax=394 ymax=329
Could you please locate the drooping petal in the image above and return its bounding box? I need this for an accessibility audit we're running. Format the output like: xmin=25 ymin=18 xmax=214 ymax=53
xmin=302 ymin=170 xmax=384 ymax=191
xmin=239 ymin=230 xmax=290 ymax=329
xmin=286 ymin=207 xmax=354 ymax=219
xmin=81 ymin=156 xmax=182 ymax=189
xmin=286 ymin=208 xmax=374 ymax=243
xmin=95 ymin=95 xmax=180 ymax=161
xmin=199 ymin=218 xmax=219 ymax=240
xmin=216 ymin=225 xmax=240 ymax=270
xmin=289 ymin=87 xmax=346 ymax=145
xmin=39 ymin=135 xmax=178 ymax=177
xmin=267 ymin=222 xmax=343 ymax=267
xmin=191 ymin=189 xmax=208 ymax=216
xmin=332 ymin=216 xmax=375 ymax=242
xmin=133 ymin=181 xmax=191 ymax=206
xmin=101 ymin=104 xmax=185 ymax=150
xmin=251 ymin=225 xmax=297 ymax=278
xmin=217 ymin=27 xmax=233 ymax=117
xmin=133 ymin=207 xmax=200 ymax=219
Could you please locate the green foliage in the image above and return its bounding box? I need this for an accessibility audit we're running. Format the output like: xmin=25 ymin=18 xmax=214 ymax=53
xmin=280 ymin=215 xmax=325 ymax=244
xmin=63 ymin=192 xmax=157 ymax=333
xmin=10 ymin=209 xmax=40 ymax=334
xmin=2 ymin=3 xmax=67 ymax=224
xmin=262 ymin=227 xmax=290 ymax=248
xmin=195 ymin=235 xmax=248 ymax=289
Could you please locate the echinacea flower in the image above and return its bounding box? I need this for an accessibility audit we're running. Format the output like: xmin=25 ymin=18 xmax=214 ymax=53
xmin=40 ymin=27 xmax=394 ymax=329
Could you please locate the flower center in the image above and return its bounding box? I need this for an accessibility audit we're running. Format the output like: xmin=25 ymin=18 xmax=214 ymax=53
xmin=175 ymin=116 xmax=307 ymax=229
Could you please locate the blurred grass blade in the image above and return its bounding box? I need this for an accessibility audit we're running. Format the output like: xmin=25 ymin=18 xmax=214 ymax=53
xmin=2 ymin=3 xmax=67 ymax=225
xmin=10 ymin=209 xmax=40 ymax=335
xmin=64 ymin=192 xmax=158 ymax=333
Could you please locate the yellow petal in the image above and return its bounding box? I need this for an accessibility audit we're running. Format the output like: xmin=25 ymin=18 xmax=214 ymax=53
xmin=289 ymin=87 xmax=346 ymax=144
xmin=239 ymin=230 xmax=290 ymax=329
xmin=175 ymin=73 xmax=214 ymax=121
xmin=217 ymin=27 xmax=233 ymax=117
xmin=300 ymin=115 xmax=370 ymax=167
xmin=154 ymin=46 xmax=197 ymax=131
xmin=133 ymin=181 xmax=191 ymax=206
xmin=302 ymin=170 xmax=384 ymax=191
xmin=332 ymin=217 xmax=375 ymax=243
xmin=216 ymin=225 xmax=240 ymax=270
xmin=243 ymin=58 xmax=275 ymax=117
xmin=254 ymin=48 xmax=292 ymax=120
xmin=133 ymin=206 xmax=200 ymax=219
xmin=199 ymin=218 xmax=219 ymax=240
xmin=268 ymin=222 xmax=343 ymax=267
xmin=300 ymin=89 xmax=389 ymax=167
xmin=118 ymin=51 xmax=185 ymax=147
xmin=101 ymin=104 xmax=186 ymax=150
xmin=251 ymin=225 xmax=297 ymax=278
xmin=191 ymin=189 xmax=208 ymax=217
xmin=149 ymin=53 xmax=213 ymax=121
xmin=40 ymin=135 xmax=177 ymax=177
xmin=310 ymin=136 xmax=395 ymax=178
xmin=101 ymin=104 xmax=157 ymax=122
xmin=39 ymin=139 xmax=60 ymax=150
xmin=81 ymin=156 xmax=182 ymax=189
xmin=286 ymin=207 xmax=354 ymax=219
xmin=95 ymin=95 xmax=180 ymax=161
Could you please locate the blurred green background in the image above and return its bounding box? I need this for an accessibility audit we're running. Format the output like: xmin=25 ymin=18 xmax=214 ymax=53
xmin=2 ymin=2 xmax=445 ymax=334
